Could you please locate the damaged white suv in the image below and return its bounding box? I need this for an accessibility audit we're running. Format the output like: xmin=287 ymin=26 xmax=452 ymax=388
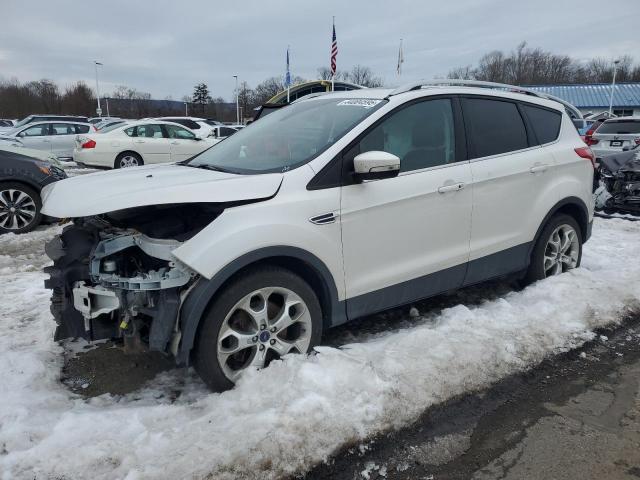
xmin=42 ymin=81 xmax=595 ymax=392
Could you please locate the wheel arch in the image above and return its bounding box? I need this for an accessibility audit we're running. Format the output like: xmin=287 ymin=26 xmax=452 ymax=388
xmin=529 ymin=196 xmax=590 ymax=259
xmin=175 ymin=246 xmax=345 ymax=365
xmin=0 ymin=174 xmax=42 ymax=194
xmin=115 ymin=150 xmax=143 ymax=166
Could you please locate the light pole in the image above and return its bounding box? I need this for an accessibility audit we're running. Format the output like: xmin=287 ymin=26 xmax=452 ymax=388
xmin=233 ymin=75 xmax=239 ymax=124
xmin=608 ymin=59 xmax=620 ymax=116
xmin=184 ymin=102 xmax=188 ymax=116
xmin=94 ymin=61 xmax=103 ymax=117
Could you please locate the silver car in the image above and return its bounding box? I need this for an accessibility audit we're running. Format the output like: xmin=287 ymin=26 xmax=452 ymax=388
xmin=3 ymin=121 xmax=94 ymax=159
xmin=590 ymin=117 xmax=640 ymax=159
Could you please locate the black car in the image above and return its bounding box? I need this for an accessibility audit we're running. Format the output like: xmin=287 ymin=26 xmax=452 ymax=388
xmin=0 ymin=148 xmax=67 ymax=233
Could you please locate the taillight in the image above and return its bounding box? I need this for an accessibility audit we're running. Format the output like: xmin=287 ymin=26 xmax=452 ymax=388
xmin=575 ymin=146 xmax=596 ymax=168
xmin=635 ymin=138 xmax=640 ymax=146
xmin=81 ymin=139 xmax=96 ymax=149
xmin=585 ymin=136 xmax=599 ymax=146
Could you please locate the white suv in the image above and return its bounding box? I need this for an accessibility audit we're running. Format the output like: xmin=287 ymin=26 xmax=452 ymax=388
xmin=41 ymin=81 xmax=595 ymax=391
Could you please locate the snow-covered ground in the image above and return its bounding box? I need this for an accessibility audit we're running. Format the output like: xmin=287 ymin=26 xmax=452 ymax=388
xmin=1 ymin=217 xmax=639 ymax=479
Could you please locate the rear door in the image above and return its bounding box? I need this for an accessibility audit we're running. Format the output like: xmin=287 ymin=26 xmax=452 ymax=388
xmin=461 ymin=96 xmax=557 ymax=284
xmin=164 ymin=124 xmax=207 ymax=161
xmin=16 ymin=124 xmax=52 ymax=152
xmin=49 ymin=123 xmax=79 ymax=158
xmin=130 ymin=124 xmax=170 ymax=164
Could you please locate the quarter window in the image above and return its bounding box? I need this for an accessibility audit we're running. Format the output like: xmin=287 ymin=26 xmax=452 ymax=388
xmin=522 ymin=105 xmax=561 ymax=145
xmin=356 ymin=98 xmax=456 ymax=172
xmin=463 ymin=98 xmax=528 ymax=158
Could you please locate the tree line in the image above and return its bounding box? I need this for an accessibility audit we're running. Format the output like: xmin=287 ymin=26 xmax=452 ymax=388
xmin=448 ymin=42 xmax=640 ymax=85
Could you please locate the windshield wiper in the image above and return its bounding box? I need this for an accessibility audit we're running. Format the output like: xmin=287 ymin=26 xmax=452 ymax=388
xmin=187 ymin=163 xmax=234 ymax=173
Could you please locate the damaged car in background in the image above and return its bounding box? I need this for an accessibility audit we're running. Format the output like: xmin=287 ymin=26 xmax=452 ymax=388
xmin=595 ymin=145 xmax=640 ymax=214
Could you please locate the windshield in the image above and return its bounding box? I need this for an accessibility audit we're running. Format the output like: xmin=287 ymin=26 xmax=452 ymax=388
xmin=597 ymin=120 xmax=640 ymax=135
xmin=187 ymin=97 xmax=385 ymax=174
xmin=14 ymin=116 xmax=34 ymax=128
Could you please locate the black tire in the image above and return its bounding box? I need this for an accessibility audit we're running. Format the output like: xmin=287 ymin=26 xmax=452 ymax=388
xmin=193 ymin=266 xmax=323 ymax=392
xmin=523 ymin=213 xmax=583 ymax=285
xmin=0 ymin=182 xmax=42 ymax=234
xmin=114 ymin=152 xmax=143 ymax=169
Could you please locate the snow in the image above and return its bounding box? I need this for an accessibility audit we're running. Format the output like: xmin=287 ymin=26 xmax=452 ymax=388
xmin=1 ymin=217 xmax=640 ymax=479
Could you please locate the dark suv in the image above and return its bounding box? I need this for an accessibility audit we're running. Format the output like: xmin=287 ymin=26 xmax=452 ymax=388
xmin=0 ymin=148 xmax=67 ymax=233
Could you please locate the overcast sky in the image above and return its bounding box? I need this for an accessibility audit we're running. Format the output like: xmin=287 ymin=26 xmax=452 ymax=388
xmin=1 ymin=0 xmax=639 ymax=102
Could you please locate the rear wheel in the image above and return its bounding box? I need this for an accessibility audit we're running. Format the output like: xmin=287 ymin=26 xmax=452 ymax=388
xmin=114 ymin=152 xmax=143 ymax=169
xmin=524 ymin=214 xmax=582 ymax=284
xmin=0 ymin=182 xmax=42 ymax=234
xmin=193 ymin=267 xmax=322 ymax=392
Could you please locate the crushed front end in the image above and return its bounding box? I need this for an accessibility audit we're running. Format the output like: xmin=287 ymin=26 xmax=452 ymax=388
xmin=600 ymin=155 xmax=640 ymax=214
xmin=44 ymin=204 xmax=221 ymax=356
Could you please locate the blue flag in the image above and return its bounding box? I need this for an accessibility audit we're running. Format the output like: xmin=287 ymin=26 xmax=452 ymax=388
xmin=285 ymin=47 xmax=291 ymax=87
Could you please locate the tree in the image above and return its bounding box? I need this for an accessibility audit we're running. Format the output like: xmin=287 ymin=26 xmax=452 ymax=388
xmin=347 ymin=65 xmax=383 ymax=87
xmin=317 ymin=67 xmax=348 ymax=81
xmin=192 ymin=83 xmax=211 ymax=115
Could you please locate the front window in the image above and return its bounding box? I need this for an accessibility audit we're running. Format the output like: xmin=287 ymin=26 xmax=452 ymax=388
xmin=187 ymin=97 xmax=386 ymax=174
xmin=165 ymin=124 xmax=196 ymax=140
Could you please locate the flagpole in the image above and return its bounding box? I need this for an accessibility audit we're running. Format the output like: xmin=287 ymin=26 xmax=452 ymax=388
xmin=287 ymin=45 xmax=291 ymax=103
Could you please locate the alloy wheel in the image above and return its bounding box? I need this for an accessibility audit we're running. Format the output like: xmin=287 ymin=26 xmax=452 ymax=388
xmin=543 ymin=224 xmax=579 ymax=277
xmin=0 ymin=188 xmax=37 ymax=231
xmin=119 ymin=155 xmax=140 ymax=168
xmin=217 ymin=287 xmax=313 ymax=382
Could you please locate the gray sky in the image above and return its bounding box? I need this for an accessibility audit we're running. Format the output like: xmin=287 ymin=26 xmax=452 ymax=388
xmin=1 ymin=0 xmax=639 ymax=101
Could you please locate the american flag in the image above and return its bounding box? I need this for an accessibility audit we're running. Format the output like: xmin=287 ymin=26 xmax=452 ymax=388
xmin=330 ymin=21 xmax=338 ymax=76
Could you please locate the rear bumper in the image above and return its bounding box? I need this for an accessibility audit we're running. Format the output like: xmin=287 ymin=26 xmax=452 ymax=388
xmin=72 ymin=149 xmax=113 ymax=168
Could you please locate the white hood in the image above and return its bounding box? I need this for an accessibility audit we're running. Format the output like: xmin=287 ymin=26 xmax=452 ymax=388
xmin=41 ymin=163 xmax=283 ymax=217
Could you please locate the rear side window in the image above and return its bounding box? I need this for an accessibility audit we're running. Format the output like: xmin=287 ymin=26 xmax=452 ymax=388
xmin=75 ymin=125 xmax=90 ymax=134
xmin=522 ymin=105 xmax=562 ymax=144
xmin=463 ymin=98 xmax=528 ymax=158
xmin=596 ymin=120 xmax=640 ymax=134
xmin=51 ymin=123 xmax=76 ymax=135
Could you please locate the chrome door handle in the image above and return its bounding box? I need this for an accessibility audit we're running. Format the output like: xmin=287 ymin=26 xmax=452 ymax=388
xmin=437 ymin=182 xmax=465 ymax=193
xmin=530 ymin=164 xmax=548 ymax=173
xmin=134 ymin=140 xmax=145 ymax=143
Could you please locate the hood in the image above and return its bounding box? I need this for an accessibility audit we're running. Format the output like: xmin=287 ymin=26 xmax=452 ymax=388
xmin=41 ymin=163 xmax=283 ymax=218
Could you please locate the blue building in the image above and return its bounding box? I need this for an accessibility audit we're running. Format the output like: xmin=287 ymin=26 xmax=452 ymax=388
xmin=525 ymin=83 xmax=640 ymax=117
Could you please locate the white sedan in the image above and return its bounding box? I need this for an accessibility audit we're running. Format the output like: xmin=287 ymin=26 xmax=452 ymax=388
xmin=73 ymin=120 xmax=218 ymax=168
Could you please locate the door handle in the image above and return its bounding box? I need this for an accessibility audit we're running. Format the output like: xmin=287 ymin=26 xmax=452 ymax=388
xmin=437 ymin=182 xmax=465 ymax=193
xmin=170 ymin=141 xmax=179 ymax=145
xmin=42 ymin=139 xmax=51 ymax=143
xmin=529 ymin=164 xmax=548 ymax=173
xmin=134 ymin=140 xmax=145 ymax=143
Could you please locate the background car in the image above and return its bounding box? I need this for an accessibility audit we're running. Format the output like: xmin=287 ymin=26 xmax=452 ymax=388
xmin=73 ymin=120 xmax=216 ymax=168
xmin=0 ymin=135 xmax=24 ymax=148
xmin=589 ymin=117 xmax=640 ymax=159
xmin=3 ymin=121 xmax=95 ymax=159
xmin=0 ymin=147 xmax=67 ymax=233
xmin=209 ymin=125 xmax=239 ymax=140
xmin=0 ymin=119 xmax=16 ymax=129
xmin=2 ymin=114 xmax=89 ymax=134
xmin=157 ymin=116 xmax=215 ymax=138
xmin=95 ymin=119 xmax=127 ymax=131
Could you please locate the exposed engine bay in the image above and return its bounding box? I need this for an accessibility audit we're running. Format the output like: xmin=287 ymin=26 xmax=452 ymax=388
xmin=44 ymin=203 xmax=224 ymax=356
xmin=595 ymin=147 xmax=640 ymax=214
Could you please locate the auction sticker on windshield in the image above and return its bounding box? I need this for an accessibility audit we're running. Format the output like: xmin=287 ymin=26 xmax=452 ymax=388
xmin=337 ymin=99 xmax=382 ymax=108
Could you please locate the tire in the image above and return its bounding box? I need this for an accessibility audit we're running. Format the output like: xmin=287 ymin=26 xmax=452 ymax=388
xmin=0 ymin=182 xmax=42 ymax=234
xmin=193 ymin=266 xmax=323 ymax=392
xmin=523 ymin=213 xmax=582 ymax=284
xmin=114 ymin=152 xmax=143 ymax=169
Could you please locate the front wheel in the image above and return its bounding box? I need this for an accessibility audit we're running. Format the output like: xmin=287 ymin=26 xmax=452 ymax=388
xmin=0 ymin=182 xmax=42 ymax=234
xmin=524 ymin=214 xmax=582 ymax=284
xmin=193 ymin=267 xmax=323 ymax=392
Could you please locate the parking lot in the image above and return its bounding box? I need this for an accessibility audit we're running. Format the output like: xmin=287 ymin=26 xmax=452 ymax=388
xmin=1 ymin=166 xmax=639 ymax=478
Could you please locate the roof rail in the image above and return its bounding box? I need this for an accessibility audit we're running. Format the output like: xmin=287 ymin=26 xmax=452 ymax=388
xmin=388 ymin=79 xmax=583 ymax=119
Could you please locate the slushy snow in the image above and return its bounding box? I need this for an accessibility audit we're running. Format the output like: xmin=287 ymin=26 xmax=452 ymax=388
xmin=0 ymin=217 xmax=639 ymax=479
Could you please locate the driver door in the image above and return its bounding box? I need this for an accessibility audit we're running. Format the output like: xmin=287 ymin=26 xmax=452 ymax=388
xmin=340 ymin=97 xmax=473 ymax=318
xmin=17 ymin=124 xmax=52 ymax=152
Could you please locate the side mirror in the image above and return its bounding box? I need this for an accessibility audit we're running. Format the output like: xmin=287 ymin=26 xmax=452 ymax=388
xmin=353 ymin=151 xmax=400 ymax=182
